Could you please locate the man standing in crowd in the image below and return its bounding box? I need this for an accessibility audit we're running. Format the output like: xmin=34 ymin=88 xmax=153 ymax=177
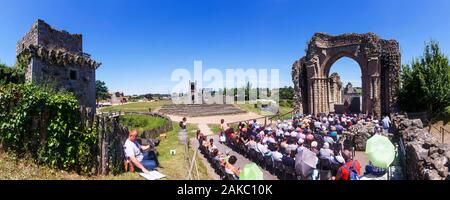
xmin=382 ymin=116 xmax=391 ymax=134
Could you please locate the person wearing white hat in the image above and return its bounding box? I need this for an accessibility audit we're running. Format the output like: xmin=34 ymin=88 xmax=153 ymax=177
xmin=299 ymin=133 xmax=306 ymax=140
xmin=310 ymin=141 xmax=319 ymax=154
xmin=284 ymin=131 xmax=291 ymax=137
xmin=290 ymin=131 xmax=298 ymax=138
xmin=319 ymin=142 xmax=334 ymax=159
xmin=296 ymin=138 xmax=306 ymax=153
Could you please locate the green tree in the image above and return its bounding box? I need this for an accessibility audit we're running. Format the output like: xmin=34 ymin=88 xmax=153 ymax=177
xmin=279 ymin=86 xmax=294 ymax=100
xmin=0 ymin=60 xmax=24 ymax=84
xmin=96 ymin=80 xmax=109 ymax=102
xmin=399 ymin=40 xmax=450 ymax=115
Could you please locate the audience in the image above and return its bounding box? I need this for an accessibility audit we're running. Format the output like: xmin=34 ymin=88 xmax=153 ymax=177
xmin=198 ymin=112 xmax=388 ymax=180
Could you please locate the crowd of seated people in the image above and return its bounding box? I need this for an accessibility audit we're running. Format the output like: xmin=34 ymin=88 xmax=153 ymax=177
xmin=197 ymin=131 xmax=240 ymax=180
xmin=219 ymin=113 xmax=391 ymax=180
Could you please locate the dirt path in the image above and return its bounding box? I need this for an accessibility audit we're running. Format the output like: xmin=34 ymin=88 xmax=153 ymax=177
xmin=165 ymin=112 xmax=265 ymax=136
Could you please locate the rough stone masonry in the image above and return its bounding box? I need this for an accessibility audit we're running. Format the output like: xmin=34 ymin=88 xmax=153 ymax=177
xmin=292 ymin=33 xmax=401 ymax=118
xmin=16 ymin=19 xmax=101 ymax=115
xmin=392 ymin=114 xmax=450 ymax=180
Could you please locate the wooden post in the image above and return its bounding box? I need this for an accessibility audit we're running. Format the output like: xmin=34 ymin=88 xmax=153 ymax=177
xmin=442 ymin=127 xmax=445 ymax=143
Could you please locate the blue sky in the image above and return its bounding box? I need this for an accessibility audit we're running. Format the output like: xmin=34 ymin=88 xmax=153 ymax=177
xmin=1 ymin=0 xmax=449 ymax=94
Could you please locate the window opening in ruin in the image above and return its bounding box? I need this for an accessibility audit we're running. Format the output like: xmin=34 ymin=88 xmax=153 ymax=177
xmin=70 ymin=69 xmax=77 ymax=80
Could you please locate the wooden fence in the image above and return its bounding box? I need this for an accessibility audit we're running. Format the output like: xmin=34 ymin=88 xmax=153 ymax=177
xmin=94 ymin=113 xmax=129 ymax=175
xmin=90 ymin=111 xmax=173 ymax=175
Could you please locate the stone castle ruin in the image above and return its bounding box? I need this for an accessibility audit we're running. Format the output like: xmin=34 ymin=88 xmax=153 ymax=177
xmin=327 ymin=72 xmax=343 ymax=112
xmin=292 ymin=33 xmax=401 ymax=118
xmin=16 ymin=19 xmax=101 ymax=114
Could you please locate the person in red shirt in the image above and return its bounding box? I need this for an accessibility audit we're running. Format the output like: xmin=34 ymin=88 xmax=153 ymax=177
xmin=336 ymin=150 xmax=361 ymax=180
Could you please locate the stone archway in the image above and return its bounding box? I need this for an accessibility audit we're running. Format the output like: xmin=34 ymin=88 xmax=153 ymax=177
xmin=292 ymin=33 xmax=401 ymax=118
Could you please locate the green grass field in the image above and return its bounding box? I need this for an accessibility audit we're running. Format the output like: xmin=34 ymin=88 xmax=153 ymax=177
xmin=0 ymin=152 xmax=144 ymax=180
xmin=235 ymin=102 xmax=293 ymax=120
xmin=119 ymin=114 xmax=168 ymax=133
xmin=208 ymin=123 xmax=241 ymax=134
xmin=98 ymin=100 xmax=171 ymax=112
xmin=157 ymin=123 xmax=211 ymax=180
xmin=208 ymin=124 xmax=221 ymax=134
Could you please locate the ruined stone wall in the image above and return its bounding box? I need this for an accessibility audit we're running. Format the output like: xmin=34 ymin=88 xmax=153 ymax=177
xmin=392 ymin=114 xmax=449 ymax=180
xmin=292 ymin=33 xmax=400 ymax=117
xmin=17 ymin=19 xmax=82 ymax=55
xmin=17 ymin=20 xmax=100 ymax=113
xmin=30 ymin=58 xmax=96 ymax=109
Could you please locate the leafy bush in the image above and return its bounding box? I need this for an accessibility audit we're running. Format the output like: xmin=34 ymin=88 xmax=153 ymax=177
xmin=399 ymin=40 xmax=450 ymax=115
xmin=0 ymin=63 xmax=24 ymax=85
xmin=119 ymin=114 xmax=168 ymax=133
xmin=0 ymin=83 xmax=97 ymax=174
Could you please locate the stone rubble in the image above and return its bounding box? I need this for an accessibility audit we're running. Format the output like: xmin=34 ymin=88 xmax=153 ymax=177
xmin=393 ymin=114 xmax=450 ymax=180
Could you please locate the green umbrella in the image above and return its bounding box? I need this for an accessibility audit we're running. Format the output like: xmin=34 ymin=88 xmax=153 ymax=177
xmin=365 ymin=134 xmax=395 ymax=168
xmin=240 ymin=163 xmax=264 ymax=180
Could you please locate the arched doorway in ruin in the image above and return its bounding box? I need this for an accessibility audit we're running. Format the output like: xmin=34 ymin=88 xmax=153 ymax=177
xmin=292 ymin=33 xmax=401 ymax=118
xmin=327 ymin=57 xmax=362 ymax=114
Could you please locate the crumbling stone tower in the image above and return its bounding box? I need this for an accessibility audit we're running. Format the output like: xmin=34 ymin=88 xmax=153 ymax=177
xmin=16 ymin=19 xmax=101 ymax=114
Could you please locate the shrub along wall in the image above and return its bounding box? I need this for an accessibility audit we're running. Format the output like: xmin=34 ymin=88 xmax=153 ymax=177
xmin=122 ymin=112 xmax=173 ymax=139
xmin=0 ymin=84 xmax=167 ymax=176
xmin=0 ymin=83 xmax=97 ymax=175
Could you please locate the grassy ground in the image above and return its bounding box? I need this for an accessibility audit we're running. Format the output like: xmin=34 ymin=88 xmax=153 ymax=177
xmin=208 ymin=124 xmax=221 ymax=134
xmin=98 ymin=100 xmax=171 ymax=113
xmin=0 ymin=152 xmax=143 ymax=180
xmin=156 ymin=122 xmax=211 ymax=180
xmin=235 ymin=102 xmax=293 ymax=120
xmin=208 ymin=123 xmax=240 ymax=134
xmin=119 ymin=114 xmax=168 ymax=133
